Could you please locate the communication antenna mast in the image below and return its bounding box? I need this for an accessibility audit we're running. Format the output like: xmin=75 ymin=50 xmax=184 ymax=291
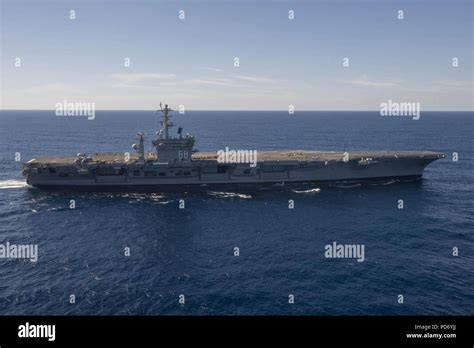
xmin=156 ymin=103 xmax=173 ymax=139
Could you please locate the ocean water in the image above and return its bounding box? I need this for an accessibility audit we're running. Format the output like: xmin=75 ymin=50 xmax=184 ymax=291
xmin=0 ymin=110 xmax=472 ymax=315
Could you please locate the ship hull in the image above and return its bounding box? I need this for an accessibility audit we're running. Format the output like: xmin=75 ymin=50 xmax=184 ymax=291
xmin=27 ymin=175 xmax=424 ymax=193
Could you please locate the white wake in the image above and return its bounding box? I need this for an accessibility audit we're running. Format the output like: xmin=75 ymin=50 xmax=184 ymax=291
xmin=0 ymin=179 xmax=29 ymax=189
xmin=292 ymin=188 xmax=321 ymax=194
xmin=207 ymin=191 xmax=252 ymax=199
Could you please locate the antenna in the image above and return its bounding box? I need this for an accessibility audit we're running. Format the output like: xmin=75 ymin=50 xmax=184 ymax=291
xmin=156 ymin=103 xmax=173 ymax=139
xmin=132 ymin=132 xmax=145 ymax=163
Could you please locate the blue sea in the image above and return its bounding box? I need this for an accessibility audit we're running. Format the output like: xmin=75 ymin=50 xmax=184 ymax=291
xmin=0 ymin=110 xmax=472 ymax=315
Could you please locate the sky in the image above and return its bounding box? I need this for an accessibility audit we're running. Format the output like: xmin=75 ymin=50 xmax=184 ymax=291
xmin=0 ymin=0 xmax=472 ymax=110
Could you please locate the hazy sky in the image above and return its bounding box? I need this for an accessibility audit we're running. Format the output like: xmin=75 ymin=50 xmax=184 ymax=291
xmin=0 ymin=0 xmax=472 ymax=110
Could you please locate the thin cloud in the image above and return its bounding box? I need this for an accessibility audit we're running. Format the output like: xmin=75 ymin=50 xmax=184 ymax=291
xmin=201 ymin=67 xmax=223 ymax=73
xmin=234 ymin=75 xmax=277 ymax=84
xmin=24 ymin=83 xmax=80 ymax=94
xmin=110 ymin=73 xmax=176 ymax=87
xmin=184 ymin=78 xmax=234 ymax=87
xmin=434 ymin=80 xmax=472 ymax=88
xmin=345 ymin=79 xmax=398 ymax=87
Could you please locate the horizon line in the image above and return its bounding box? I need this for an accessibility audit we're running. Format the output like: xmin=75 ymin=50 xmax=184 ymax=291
xmin=1 ymin=109 xmax=473 ymax=113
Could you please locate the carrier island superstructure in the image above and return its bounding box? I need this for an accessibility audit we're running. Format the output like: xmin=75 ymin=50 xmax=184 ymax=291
xmin=22 ymin=104 xmax=444 ymax=191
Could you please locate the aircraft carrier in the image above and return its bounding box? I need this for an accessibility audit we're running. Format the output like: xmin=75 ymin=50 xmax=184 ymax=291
xmin=22 ymin=104 xmax=445 ymax=191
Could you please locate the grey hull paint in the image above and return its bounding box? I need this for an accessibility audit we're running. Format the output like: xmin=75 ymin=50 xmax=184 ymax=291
xmin=29 ymin=175 xmax=423 ymax=193
xmin=25 ymin=153 xmax=440 ymax=192
xmin=26 ymin=160 xmax=431 ymax=184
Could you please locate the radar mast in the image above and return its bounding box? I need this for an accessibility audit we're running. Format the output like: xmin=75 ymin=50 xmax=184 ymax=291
xmin=156 ymin=103 xmax=174 ymax=139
